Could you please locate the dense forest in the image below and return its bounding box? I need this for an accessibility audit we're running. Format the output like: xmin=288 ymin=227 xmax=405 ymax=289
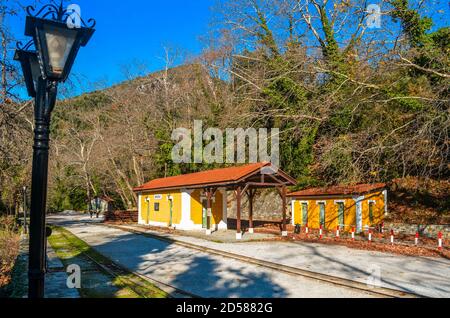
xmin=0 ymin=0 xmax=448 ymax=219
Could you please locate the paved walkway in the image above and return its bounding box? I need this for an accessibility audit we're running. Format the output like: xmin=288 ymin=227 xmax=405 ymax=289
xmin=156 ymin=228 xmax=277 ymax=243
xmin=49 ymin=214 xmax=450 ymax=298
xmin=11 ymin=238 xmax=79 ymax=298
xmin=49 ymin=214 xmax=373 ymax=298
xmin=45 ymin=244 xmax=80 ymax=298
xmin=125 ymin=227 xmax=450 ymax=298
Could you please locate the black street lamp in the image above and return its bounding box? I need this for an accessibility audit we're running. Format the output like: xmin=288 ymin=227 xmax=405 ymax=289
xmin=14 ymin=1 xmax=95 ymax=299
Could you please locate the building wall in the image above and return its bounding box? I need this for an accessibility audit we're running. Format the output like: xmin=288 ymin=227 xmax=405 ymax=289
xmin=139 ymin=190 xmax=182 ymax=226
xmin=190 ymin=189 xmax=224 ymax=225
xmin=138 ymin=188 xmax=226 ymax=230
xmin=292 ymin=190 xmax=386 ymax=232
xmin=362 ymin=191 xmax=385 ymax=227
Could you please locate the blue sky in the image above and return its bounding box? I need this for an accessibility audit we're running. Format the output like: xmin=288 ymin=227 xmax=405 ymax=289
xmin=9 ymin=0 xmax=213 ymax=95
xmin=7 ymin=1 xmax=449 ymax=97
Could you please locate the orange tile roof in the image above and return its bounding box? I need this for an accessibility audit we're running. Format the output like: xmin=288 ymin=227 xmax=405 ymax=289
xmin=288 ymin=183 xmax=386 ymax=197
xmin=134 ymin=162 xmax=271 ymax=192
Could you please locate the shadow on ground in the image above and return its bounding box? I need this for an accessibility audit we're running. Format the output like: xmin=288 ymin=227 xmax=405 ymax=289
xmin=294 ymin=242 xmax=450 ymax=297
xmin=82 ymin=229 xmax=288 ymax=298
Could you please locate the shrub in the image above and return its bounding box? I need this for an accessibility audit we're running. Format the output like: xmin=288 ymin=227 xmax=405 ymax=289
xmin=0 ymin=217 xmax=20 ymax=288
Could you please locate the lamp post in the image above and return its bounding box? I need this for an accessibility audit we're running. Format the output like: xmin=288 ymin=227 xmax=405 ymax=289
xmin=23 ymin=186 xmax=28 ymax=234
xmin=14 ymin=2 xmax=95 ymax=299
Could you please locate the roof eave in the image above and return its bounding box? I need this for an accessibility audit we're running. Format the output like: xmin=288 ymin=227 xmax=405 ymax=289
xmin=287 ymin=186 xmax=387 ymax=198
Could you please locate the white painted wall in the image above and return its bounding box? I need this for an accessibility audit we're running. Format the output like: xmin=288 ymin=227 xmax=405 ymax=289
xmin=177 ymin=189 xmax=196 ymax=230
xmin=219 ymin=188 xmax=228 ymax=230
xmin=353 ymin=196 xmax=365 ymax=233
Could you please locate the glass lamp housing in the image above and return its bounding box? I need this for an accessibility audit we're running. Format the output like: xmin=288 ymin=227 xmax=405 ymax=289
xmin=25 ymin=16 xmax=94 ymax=82
xmin=43 ymin=25 xmax=77 ymax=76
xmin=14 ymin=50 xmax=41 ymax=98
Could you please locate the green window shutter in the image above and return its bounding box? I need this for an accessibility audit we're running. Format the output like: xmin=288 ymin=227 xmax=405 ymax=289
xmin=369 ymin=202 xmax=374 ymax=225
xmin=301 ymin=203 xmax=308 ymax=226
xmin=338 ymin=202 xmax=345 ymax=227
xmin=319 ymin=203 xmax=325 ymax=226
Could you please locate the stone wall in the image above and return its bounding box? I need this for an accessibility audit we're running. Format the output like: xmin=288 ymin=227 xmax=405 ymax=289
xmin=227 ymin=189 xmax=293 ymax=222
xmin=384 ymin=222 xmax=450 ymax=239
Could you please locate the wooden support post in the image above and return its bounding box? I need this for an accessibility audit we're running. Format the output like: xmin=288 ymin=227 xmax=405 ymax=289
xmin=236 ymin=186 xmax=242 ymax=240
xmin=281 ymin=185 xmax=287 ymax=237
xmin=248 ymin=189 xmax=254 ymax=234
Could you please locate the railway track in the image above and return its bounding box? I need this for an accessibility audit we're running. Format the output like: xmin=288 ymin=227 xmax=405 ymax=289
xmin=54 ymin=225 xmax=199 ymax=299
xmin=100 ymin=223 xmax=423 ymax=298
xmin=82 ymin=251 xmax=200 ymax=298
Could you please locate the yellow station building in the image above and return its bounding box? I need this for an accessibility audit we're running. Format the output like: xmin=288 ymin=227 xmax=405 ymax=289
xmin=134 ymin=163 xmax=387 ymax=237
xmin=288 ymin=184 xmax=387 ymax=233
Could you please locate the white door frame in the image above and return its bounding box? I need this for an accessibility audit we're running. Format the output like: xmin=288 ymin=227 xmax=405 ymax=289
xmin=354 ymin=196 xmax=365 ymax=233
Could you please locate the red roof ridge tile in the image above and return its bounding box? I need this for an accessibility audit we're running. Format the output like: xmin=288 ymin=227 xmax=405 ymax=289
xmin=288 ymin=183 xmax=387 ymax=197
xmin=134 ymin=162 xmax=272 ymax=192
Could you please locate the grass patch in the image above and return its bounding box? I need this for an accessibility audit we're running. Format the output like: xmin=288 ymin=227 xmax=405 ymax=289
xmin=49 ymin=225 xmax=168 ymax=298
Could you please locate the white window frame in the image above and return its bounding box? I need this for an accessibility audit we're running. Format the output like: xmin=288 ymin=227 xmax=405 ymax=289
xmin=299 ymin=201 xmax=309 ymax=226
xmin=368 ymin=200 xmax=376 ymax=225
xmin=317 ymin=201 xmax=326 ymax=226
xmin=334 ymin=200 xmax=345 ymax=227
